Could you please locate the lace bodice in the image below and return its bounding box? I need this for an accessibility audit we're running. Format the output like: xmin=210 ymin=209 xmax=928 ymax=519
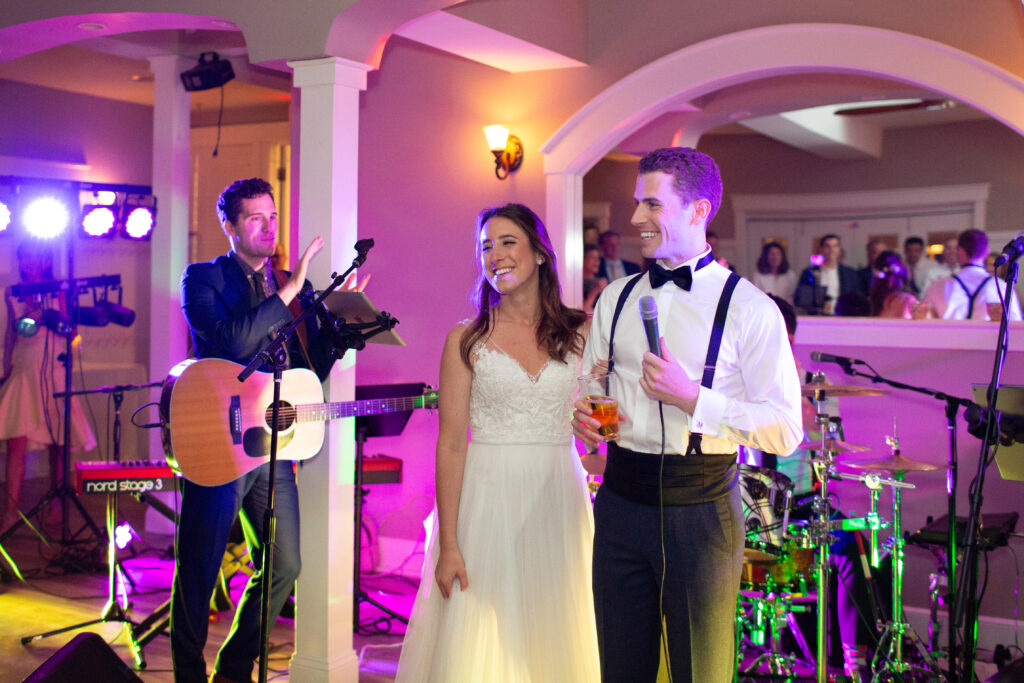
xmin=469 ymin=343 xmax=579 ymax=444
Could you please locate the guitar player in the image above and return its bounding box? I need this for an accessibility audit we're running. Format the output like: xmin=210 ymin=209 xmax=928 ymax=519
xmin=172 ymin=177 xmax=339 ymax=683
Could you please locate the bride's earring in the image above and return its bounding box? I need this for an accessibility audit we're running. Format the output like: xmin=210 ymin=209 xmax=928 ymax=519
xmin=536 ymin=257 xmax=544 ymax=265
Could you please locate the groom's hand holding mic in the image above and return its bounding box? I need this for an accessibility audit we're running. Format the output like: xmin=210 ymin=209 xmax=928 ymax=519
xmin=638 ymin=295 xmax=699 ymax=413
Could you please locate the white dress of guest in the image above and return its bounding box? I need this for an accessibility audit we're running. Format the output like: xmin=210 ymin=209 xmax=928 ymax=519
xmin=751 ymin=270 xmax=798 ymax=302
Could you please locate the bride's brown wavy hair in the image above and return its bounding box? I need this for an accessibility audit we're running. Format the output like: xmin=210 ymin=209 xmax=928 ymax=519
xmin=459 ymin=204 xmax=586 ymax=366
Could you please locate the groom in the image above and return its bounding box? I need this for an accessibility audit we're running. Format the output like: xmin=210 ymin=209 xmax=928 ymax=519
xmin=573 ymin=147 xmax=802 ymax=682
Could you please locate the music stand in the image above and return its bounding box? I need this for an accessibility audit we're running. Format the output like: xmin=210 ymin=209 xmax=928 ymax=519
xmin=352 ymin=381 xmax=425 ymax=632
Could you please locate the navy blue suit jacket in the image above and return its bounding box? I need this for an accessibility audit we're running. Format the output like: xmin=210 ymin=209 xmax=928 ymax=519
xmin=181 ymin=252 xmax=335 ymax=381
xmin=597 ymin=257 xmax=641 ymax=281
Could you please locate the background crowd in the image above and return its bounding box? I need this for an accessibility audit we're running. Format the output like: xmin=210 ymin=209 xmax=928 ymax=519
xmin=585 ymin=227 xmax=1022 ymax=321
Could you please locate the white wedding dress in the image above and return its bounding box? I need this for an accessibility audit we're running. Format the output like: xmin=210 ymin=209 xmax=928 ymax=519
xmin=395 ymin=342 xmax=600 ymax=682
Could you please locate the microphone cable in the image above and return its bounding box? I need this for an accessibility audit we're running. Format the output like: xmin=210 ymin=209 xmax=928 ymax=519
xmin=657 ymin=399 xmax=673 ymax=683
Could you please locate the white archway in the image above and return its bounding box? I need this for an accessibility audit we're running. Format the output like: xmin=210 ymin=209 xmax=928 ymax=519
xmin=543 ymin=23 xmax=1024 ymax=301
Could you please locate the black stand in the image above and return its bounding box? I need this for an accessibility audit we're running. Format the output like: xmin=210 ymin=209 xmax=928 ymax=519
xmin=815 ymin=356 xmax=974 ymax=677
xmin=953 ymin=259 xmax=1019 ymax=682
xmin=351 ymin=382 xmax=425 ymax=633
xmin=237 ymin=238 xmax=380 ymax=683
xmin=0 ymin=266 xmax=107 ymax=549
xmin=21 ymin=380 xmax=160 ymax=667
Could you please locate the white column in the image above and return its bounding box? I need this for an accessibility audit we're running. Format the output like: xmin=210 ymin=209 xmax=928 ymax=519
xmin=287 ymin=56 xmax=369 ymax=683
xmin=546 ymin=171 xmax=584 ymax=307
xmin=147 ymin=55 xmax=191 ymax=453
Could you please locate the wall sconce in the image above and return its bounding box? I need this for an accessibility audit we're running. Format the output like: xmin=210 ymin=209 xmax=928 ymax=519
xmin=483 ymin=125 xmax=524 ymax=180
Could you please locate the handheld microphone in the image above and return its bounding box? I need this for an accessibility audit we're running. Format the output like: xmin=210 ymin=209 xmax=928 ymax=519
xmin=809 ymin=351 xmax=863 ymax=367
xmin=639 ymin=295 xmax=661 ymax=357
xmin=994 ymin=231 xmax=1024 ymax=268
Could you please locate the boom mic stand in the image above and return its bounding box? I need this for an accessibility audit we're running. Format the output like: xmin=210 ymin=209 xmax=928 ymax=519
xmin=952 ymin=258 xmax=1019 ymax=681
xmin=814 ymin=355 xmax=974 ymax=678
xmin=238 ymin=238 xmax=388 ymax=683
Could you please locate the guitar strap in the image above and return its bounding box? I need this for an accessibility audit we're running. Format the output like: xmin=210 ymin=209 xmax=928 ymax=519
xmin=272 ymin=269 xmax=315 ymax=370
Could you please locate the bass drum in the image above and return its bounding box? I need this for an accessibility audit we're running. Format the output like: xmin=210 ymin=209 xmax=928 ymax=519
xmin=738 ymin=464 xmax=794 ymax=563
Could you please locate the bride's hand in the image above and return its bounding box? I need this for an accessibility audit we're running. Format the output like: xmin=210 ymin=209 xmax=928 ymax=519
xmin=435 ymin=546 xmax=469 ymax=598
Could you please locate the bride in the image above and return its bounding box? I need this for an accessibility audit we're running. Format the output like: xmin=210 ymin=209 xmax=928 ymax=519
xmin=395 ymin=204 xmax=601 ymax=681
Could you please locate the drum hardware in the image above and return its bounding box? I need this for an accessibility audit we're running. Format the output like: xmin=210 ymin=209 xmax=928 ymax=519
xmin=846 ymin=433 xmax=941 ymax=681
xmin=926 ymin=568 xmax=948 ymax=655
xmin=739 ymin=374 xmax=915 ymax=683
xmin=802 ymin=403 xmax=885 ymax=683
xmin=828 ymin=469 xmax=910 ymax=569
xmin=737 ymin=588 xmax=816 ymax=679
xmin=810 ymin=349 xmax=982 ymax=681
xmin=808 ymin=418 xmax=840 ymax=683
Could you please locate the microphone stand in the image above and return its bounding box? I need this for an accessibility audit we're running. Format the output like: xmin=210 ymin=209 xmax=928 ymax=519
xmin=818 ymin=358 xmax=974 ymax=678
xmin=952 ymin=258 xmax=1018 ymax=681
xmin=237 ymin=240 xmax=377 ymax=683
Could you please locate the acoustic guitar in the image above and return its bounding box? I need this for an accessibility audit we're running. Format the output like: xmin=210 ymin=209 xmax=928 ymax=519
xmin=160 ymin=358 xmax=437 ymax=486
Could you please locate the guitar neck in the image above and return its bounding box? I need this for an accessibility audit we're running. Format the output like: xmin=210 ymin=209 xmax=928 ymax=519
xmin=295 ymin=395 xmax=430 ymax=423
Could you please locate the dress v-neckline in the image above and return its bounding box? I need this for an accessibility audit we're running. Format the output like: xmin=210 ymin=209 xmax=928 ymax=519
xmin=484 ymin=340 xmax=553 ymax=384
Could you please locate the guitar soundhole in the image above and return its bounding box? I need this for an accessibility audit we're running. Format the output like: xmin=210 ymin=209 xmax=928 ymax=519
xmin=264 ymin=402 xmax=297 ymax=431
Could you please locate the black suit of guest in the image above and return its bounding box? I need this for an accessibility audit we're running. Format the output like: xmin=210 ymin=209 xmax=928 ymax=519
xmin=855 ymin=265 xmax=875 ymax=297
xmin=171 ymin=252 xmax=334 ymax=683
xmin=794 ymin=263 xmax=859 ymax=310
xmin=597 ymin=256 xmax=642 ymax=282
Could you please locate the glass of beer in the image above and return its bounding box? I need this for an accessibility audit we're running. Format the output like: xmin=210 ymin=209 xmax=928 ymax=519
xmin=578 ymin=371 xmax=619 ymax=442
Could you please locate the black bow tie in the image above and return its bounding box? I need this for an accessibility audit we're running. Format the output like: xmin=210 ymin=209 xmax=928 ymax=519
xmin=649 ymin=263 xmax=692 ymax=290
xmin=648 ymin=251 xmax=717 ymax=290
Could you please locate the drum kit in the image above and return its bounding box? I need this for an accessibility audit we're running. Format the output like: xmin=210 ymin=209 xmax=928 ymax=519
xmin=736 ymin=373 xmax=944 ymax=683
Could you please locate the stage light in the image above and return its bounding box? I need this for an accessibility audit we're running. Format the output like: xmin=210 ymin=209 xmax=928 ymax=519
xmin=75 ymin=305 xmax=110 ymax=327
xmin=97 ymin=287 xmax=135 ymax=327
xmin=15 ymin=315 xmax=40 ymax=337
xmin=0 ymin=200 xmax=11 ymax=235
xmin=0 ymin=183 xmax=15 ymax=236
xmin=81 ymin=206 xmax=117 ymax=238
xmin=114 ymin=521 xmax=133 ymax=550
xmin=23 ymin=196 xmax=71 ymax=239
xmin=123 ymin=207 xmax=154 ymax=239
xmin=122 ymin=194 xmax=156 ymax=240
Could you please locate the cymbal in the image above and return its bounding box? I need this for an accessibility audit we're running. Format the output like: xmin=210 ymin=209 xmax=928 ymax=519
xmin=845 ymin=453 xmax=939 ymax=473
xmin=797 ymin=437 xmax=871 ymax=453
xmin=802 ymin=382 xmax=890 ymax=398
